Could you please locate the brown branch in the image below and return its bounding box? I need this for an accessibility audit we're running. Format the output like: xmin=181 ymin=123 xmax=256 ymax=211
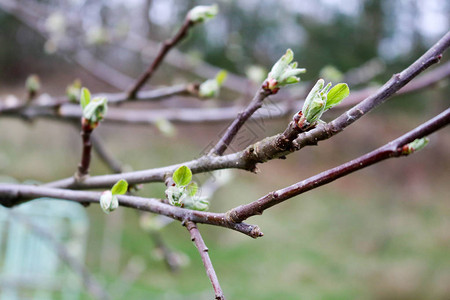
xmin=226 ymin=108 xmax=450 ymax=222
xmin=209 ymin=88 xmax=272 ymax=155
xmin=0 ymin=84 xmax=195 ymax=116
xmin=126 ymin=18 xmax=195 ymax=99
xmin=122 ymin=32 xmax=251 ymax=94
xmin=76 ymin=121 xmax=93 ymax=180
xmin=185 ymin=221 xmax=225 ymax=300
xmin=0 ymin=185 xmax=263 ymax=238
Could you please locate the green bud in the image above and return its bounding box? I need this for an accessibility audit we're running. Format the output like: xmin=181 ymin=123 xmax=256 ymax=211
xmin=297 ymin=79 xmax=350 ymax=128
xmin=199 ymin=70 xmax=227 ymax=98
xmin=301 ymin=79 xmax=324 ymax=118
xmin=188 ymin=4 xmax=218 ymax=23
xmin=26 ymin=75 xmax=40 ymax=95
xmin=263 ymin=49 xmax=306 ymax=93
xmin=100 ymin=190 xmax=119 ymax=214
xmin=82 ymin=96 xmax=108 ymax=123
xmin=66 ymin=79 xmax=82 ymax=103
xmin=402 ymin=138 xmax=429 ymax=155
xmin=304 ymin=96 xmax=326 ymax=124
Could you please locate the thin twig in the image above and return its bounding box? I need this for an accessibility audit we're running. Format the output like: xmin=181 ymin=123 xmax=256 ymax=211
xmin=122 ymin=32 xmax=251 ymax=94
xmin=127 ymin=18 xmax=195 ymax=98
xmin=227 ymin=108 xmax=450 ymax=222
xmin=2 ymin=60 xmax=448 ymax=126
xmin=209 ymin=88 xmax=272 ymax=155
xmin=76 ymin=121 xmax=93 ymax=180
xmin=185 ymin=221 xmax=225 ymax=300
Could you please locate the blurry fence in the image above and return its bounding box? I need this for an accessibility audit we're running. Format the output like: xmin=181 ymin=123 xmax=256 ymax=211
xmin=0 ymin=199 xmax=89 ymax=300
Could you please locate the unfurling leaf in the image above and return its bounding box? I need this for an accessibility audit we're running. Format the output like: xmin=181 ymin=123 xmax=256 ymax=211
xmin=184 ymin=195 xmax=209 ymax=211
xmin=111 ymin=179 xmax=128 ymax=195
xmin=263 ymin=49 xmax=306 ymax=93
xmin=325 ymin=83 xmax=349 ymax=110
xmin=82 ymin=97 xmax=108 ymax=123
xmin=186 ymin=181 xmax=198 ymax=196
xmin=297 ymin=79 xmax=350 ymax=129
xmin=100 ymin=190 xmax=119 ymax=214
xmin=173 ymin=165 xmax=192 ymax=187
xmin=165 ymin=185 xmax=186 ymax=207
xmin=188 ymin=4 xmax=218 ymax=23
xmin=80 ymin=87 xmax=91 ymax=109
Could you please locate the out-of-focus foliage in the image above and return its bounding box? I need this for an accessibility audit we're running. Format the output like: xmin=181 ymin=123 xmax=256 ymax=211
xmin=1 ymin=0 xmax=448 ymax=83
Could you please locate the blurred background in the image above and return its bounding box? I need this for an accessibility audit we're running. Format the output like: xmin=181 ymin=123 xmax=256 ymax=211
xmin=0 ymin=0 xmax=449 ymax=299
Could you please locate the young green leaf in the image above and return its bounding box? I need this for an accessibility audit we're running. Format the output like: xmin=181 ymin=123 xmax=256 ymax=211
xmin=215 ymin=70 xmax=228 ymax=85
xmin=80 ymin=87 xmax=91 ymax=109
xmin=325 ymin=83 xmax=349 ymax=110
xmin=173 ymin=165 xmax=192 ymax=186
xmin=111 ymin=179 xmax=128 ymax=195
xmin=186 ymin=181 xmax=198 ymax=196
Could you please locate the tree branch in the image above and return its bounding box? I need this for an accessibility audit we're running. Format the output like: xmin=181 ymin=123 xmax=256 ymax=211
xmin=185 ymin=221 xmax=225 ymax=300
xmin=126 ymin=18 xmax=195 ymax=98
xmin=76 ymin=121 xmax=93 ymax=180
xmin=209 ymin=88 xmax=272 ymax=155
xmin=41 ymin=35 xmax=449 ymax=190
xmin=2 ymin=61 xmax=448 ymax=124
xmin=226 ymin=108 xmax=450 ymax=222
xmin=0 ymin=185 xmax=263 ymax=238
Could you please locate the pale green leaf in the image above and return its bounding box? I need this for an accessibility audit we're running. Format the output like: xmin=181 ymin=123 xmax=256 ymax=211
xmin=325 ymin=83 xmax=349 ymax=110
xmin=173 ymin=165 xmax=192 ymax=186
xmin=187 ymin=181 xmax=198 ymax=196
xmin=111 ymin=179 xmax=128 ymax=195
xmin=215 ymin=70 xmax=228 ymax=86
xmin=80 ymin=87 xmax=91 ymax=109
